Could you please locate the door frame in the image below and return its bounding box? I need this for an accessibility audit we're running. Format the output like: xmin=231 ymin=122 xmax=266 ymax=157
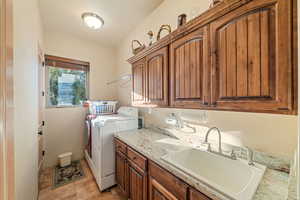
xmin=0 ymin=0 xmax=14 ymax=200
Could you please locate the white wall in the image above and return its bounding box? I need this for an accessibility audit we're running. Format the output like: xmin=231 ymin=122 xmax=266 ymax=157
xmin=116 ymin=0 xmax=298 ymax=160
xmin=13 ymin=0 xmax=43 ymax=199
xmin=44 ymin=107 xmax=87 ymax=167
xmin=43 ymin=31 xmax=117 ymax=167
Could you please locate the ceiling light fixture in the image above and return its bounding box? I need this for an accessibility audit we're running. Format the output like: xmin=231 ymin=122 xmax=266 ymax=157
xmin=81 ymin=12 xmax=104 ymax=30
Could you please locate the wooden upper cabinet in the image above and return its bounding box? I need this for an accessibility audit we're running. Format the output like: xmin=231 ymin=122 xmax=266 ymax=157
xmin=132 ymin=58 xmax=146 ymax=106
xmin=146 ymin=47 xmax=169 ymax=106
xmin=129 ymin=0 xmax=296 ymax=114
xmin=210 ymin=0 xmax=296 ymax=114
xmin=170 ymin=26 xmax=210 ymax=109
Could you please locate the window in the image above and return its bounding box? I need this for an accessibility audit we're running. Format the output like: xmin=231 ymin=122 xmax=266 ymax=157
xmin=45 ymin=55 xmax=89 ymax=107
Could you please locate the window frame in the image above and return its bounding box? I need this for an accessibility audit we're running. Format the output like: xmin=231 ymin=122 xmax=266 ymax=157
xmin=44 ymin=55 xmax=90 ymax=108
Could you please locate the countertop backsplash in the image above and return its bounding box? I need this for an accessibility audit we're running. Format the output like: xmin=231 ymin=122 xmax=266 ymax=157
xmin=287 ymin=151 xmax=298 ymax=200
xmin=138 ymin=107 xmax=298 ymax=163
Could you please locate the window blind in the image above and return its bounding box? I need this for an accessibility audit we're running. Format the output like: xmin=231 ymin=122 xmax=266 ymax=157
xmin=45 ymin=55 xmax=90 ymax=71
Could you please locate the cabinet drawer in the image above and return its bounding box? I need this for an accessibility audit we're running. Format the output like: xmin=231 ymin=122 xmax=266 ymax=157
xmin=149 ymin=161 xmax=188 ymax=200
xmin=190 ymin=188 xmax=211 ymax=200
xmin=127 ymin=147 xmax=147 ymax=171
xmin=115 ymin=138 xmax=127 ymax=155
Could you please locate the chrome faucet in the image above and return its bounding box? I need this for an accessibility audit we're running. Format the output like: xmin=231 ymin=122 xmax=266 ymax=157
xmin=204 ymin=127 xmax=237 ymax=160
xmin=204 ymin=127 xmax=222 ymax=153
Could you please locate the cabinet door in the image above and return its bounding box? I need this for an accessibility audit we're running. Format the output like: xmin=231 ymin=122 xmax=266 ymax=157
xmin=129 ymin=163 xmax=147 ymax=200
xmin=210 ymin=0 xmax=295 ymax=114
xmin=190 ymin=188 xmax=211 ymax=200
xmin=116 ymin=152 xmax=129 ymax=197
xmin=149 ymin=177 xmax=178 ymax=200
xmin=132 ymin=58 xmax=146 ymax=106
xmin=170 ymin=27 xmax=210 ymax=109
xmin=145 ymin=47 xmax=169 ymax=106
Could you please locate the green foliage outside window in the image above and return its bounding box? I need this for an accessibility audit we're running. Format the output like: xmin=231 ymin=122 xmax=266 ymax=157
xmin=48 ymin=66 xmax=87 ymax=106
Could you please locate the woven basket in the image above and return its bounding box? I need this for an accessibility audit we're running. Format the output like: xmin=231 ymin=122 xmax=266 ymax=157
xmin=132 ymin=40 xmax=146 ymax=55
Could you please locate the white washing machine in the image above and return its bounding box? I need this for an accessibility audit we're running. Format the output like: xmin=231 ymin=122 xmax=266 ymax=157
xmin=85 ymin=106 xmax=138 ymax=191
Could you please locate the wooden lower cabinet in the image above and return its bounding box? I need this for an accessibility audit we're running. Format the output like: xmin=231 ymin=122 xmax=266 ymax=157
xmin=149 ymin=177 xmax=178 ymax=200
xmin=190 ymin=188 xmax=211 ymax=200
xmin=115 ymin=142 xmax=148 ymax=200
xmin=115 ymin=138 xmax=212 ymax=200
xmin=148 ymin=161 xmax=188 ymax=200
xmin=129 ymin=162 xmax=147 ymax=200
xmin=115 ymin=152 xmax=129 ymax=197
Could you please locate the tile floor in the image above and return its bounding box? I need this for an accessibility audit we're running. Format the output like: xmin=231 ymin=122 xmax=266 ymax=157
xmin=38 ymin=160 xmax=126 ymax=200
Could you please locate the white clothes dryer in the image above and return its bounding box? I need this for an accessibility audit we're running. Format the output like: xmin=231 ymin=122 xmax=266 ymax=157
xmin=85 ymin=106 xmax=138 ymax=191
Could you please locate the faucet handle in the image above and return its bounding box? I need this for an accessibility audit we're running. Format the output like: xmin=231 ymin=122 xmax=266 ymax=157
xmin=247 ymin=148 xmax=255 ymax=166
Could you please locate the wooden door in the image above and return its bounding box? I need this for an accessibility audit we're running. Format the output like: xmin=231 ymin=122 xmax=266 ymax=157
xmin=149 ymin=177 xmax=178 ymax=200
xmin=38 ymin=45 xmax=45 ymax=129
xmin=0 ymin=0 xmax=14 ymax=199
xmin=170 ymin=26 xmax=210 ymax=109
xmin=145 ymin=47 xmax=168 ymax=106
xmin=128 ymin=163 xmax=147 ymax=200
xmin=116 ymin=152 xmax=129 ymax=197
xmin=37 ymin=45 xmax=45 ymax=184
xmin=210 ymin=0 xmax=295 ymax=114
xmin=132 ymin=58 xmax=146 ymax=106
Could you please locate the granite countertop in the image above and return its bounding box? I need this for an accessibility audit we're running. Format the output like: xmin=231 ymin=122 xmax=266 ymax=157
xmin=115 ymin=128 xmax=289 ymax=200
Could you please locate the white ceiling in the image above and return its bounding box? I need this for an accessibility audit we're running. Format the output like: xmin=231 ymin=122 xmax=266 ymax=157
xmin=40 ymin=0 xmax=164 ymax=47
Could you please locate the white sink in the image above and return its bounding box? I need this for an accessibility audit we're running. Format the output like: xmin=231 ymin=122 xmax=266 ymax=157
xmin=161 ymin=148 xmax=266 ymax=200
